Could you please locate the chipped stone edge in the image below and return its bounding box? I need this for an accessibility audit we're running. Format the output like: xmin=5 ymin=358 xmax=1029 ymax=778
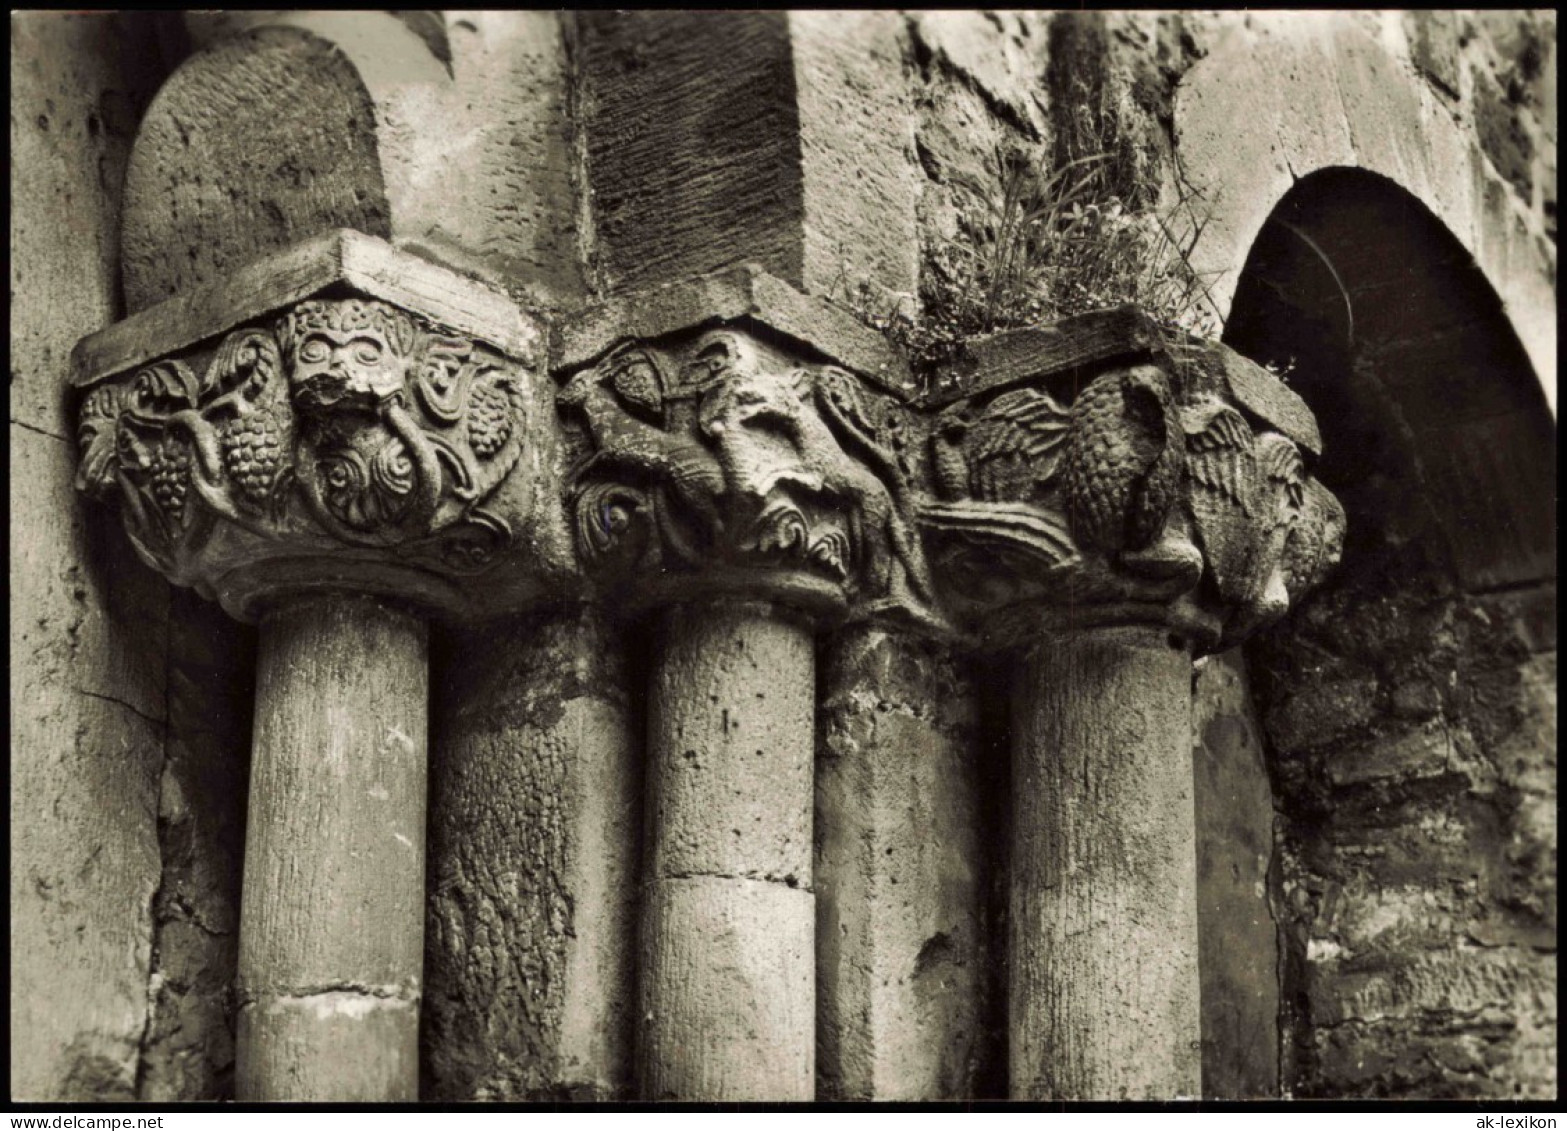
xmin=70 ymin=229 xmax=542 ymax=389
xmin=925 ymin=307 xmax=1322 ymax=456
xmin=924 ymin=306 xmax=1163 ymax=409
xmin=549 ymin=263 xmax=914 ymax=397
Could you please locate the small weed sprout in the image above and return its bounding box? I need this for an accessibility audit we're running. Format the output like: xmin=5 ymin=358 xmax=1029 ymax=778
xmin=1262 ymin=356 xmax=1298 ymax=384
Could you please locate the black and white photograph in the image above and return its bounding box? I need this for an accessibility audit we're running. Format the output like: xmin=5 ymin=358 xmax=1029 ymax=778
xmin=10 ymin=9 xmax=1556 ymax=1112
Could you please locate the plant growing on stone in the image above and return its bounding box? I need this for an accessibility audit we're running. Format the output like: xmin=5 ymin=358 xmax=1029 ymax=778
xmin=943 ymin=148 xmax=1113 ymax=333
xmin=939 ymin=143 xmax=1224 ymax=338
xmin=833 ymin=143 xmax=1228 ymax=389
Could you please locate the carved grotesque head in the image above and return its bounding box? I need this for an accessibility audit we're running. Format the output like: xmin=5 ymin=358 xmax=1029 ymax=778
xmin=279 ymin=299 xmax=419 ymax=418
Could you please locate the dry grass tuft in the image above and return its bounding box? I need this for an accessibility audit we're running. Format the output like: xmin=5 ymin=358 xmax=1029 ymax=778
xmin=832 ymin=142 xmax=1229 ymax=390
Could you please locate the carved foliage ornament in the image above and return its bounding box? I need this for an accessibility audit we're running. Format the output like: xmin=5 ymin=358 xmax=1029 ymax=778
xmin=76 ymin=282 xmax=1340 ymax=643
xmin=77 ymin=298 xmax=527 ymax=583
xmin=557 ymin=329 xmax=938 ymax=626
xmin=921 ymin=343 xmax=1344 ymax=648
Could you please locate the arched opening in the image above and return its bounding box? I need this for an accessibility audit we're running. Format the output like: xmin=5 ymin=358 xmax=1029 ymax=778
xmin=1224 ymin=168 xmax=1556 ymax=1097
xmin=1226 ymin=167 xmax=1554 ymax=590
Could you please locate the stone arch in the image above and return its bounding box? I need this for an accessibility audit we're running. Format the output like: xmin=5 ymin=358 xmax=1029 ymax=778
xmin=1227 ymin=166 xmax=1553 ymax=607
xmin=120 ymin=15 xmax=453 ymax=313
xmin=1224 ymin=168 xmax=1556 ymax=1096
xmin=1175 ymin=14 xmax=1555 ymax=411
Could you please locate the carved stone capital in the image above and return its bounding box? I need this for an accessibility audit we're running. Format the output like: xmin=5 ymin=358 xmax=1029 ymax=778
xmin=73 ymin=232 xmax=553 ymax=621
xmin=77 ymin=244 xmax=1341 ymax=644
xmin=556 ymin=326 xmax=937 ymax=629
xmin=916 ymin=310 xmax=1344 ymax=652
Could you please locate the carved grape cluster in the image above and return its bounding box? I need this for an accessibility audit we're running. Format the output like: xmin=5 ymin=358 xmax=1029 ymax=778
xmin=466 ymin=381 xmax=513 ymax=459
xmin=147 ymin=438 xmax=193 ymax=522
xmin=222 ymin=409 xmax=290 ymax=506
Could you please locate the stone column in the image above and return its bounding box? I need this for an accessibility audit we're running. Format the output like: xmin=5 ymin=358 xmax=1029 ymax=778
xmin=424 ymin=605 xmax=640 ymax=1101
xmin=914 ymin=317 xmax=1345 ymax=1100
xmin=554 ymin=318 xmax=937 ymax=1101
xmin=237 ymin=595 xmax=428 ymax=1100
xmin=640 ymin=602 xmax=816 ymax=1100
xmin=72 ymin=235 xmax=546 ymax=1102
xmin=1010 ymin=627 xmax=1199 ymax=1099
xmin=815 ymin=625 xmax=993 ymax=1100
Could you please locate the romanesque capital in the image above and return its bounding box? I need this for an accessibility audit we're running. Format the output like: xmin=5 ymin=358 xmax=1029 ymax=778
xmin=75 ymin=244 xmax=1342 ymax=645
xmin=556 ymin=326 xmax=937 ymax=629
xmin=916 ymin=310 xmax=1345 ymax=651
xmin=72 ymin=231 xmax=554 ymax=621
xmin=550 ymin=286 xmax=1343 ymax=647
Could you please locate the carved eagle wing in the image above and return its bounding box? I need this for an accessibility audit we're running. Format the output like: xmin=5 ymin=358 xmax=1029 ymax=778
xmin=1258 ymin=431 xmax=1306 ymax=510
xmin=1183 ymin=400 xmax=1253 ymax=512
xmin=965 ymin=387 xmax=1071 ymax=502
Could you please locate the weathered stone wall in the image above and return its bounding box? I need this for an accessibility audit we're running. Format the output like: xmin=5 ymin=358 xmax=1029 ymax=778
xmin=1254 ymin=557 xmax=1555 ymax=1098
xmin=11 ymin=9 xmax=1554 ymax=1102
xmin=895 ymin=10 xmax=1555 ymax=1100
xmin=1175 ymin=11 xmax=1557 ymax=401
xmin=1217 ymin=146 xmax=1554 ymax=1100
xmin=12 ymin=12 xmax=176 ymax=1101
xmin=1408 ymin=11 xmax=1556 ymax=242
xmin=903 ymin=11 xmax=1555 ymax=358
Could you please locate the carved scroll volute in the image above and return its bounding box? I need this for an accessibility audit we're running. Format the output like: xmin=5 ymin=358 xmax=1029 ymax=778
xmin=75 ymin=290 xmax=542 ymax=622
xmin=557 ymin=327 xmax=941 ymax=629
xmin=917 ymin=322 xmax=1344 ymax=652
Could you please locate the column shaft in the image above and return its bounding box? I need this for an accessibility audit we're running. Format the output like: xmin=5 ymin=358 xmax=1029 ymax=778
xmin=236 ymin=595 xmax=429 ymax=1101
xmin=1010 ymin=626 xmax=1200 ymax=1100
xmin=424 ymin=606 xmax=640 ymax=1099
xmin=816 ymin=625 xmax=994 ymax=1099
xmin=639 ymin=602 xmax=815 ymax=1101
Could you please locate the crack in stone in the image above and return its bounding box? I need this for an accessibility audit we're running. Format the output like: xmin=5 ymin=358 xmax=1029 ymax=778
xmin=132 ymin=963 xmax=163 ymax=1100
xmin=161 ymin=898 xmax=234 ymax=939
xmin=657 ymin=870 xmax=814 ymax=894
xmin=11 ymin=417 xmax=70 ymax=443
xmin=237 ymin=983 xmax=421 ymax=1009
xmin=72 ymin=686 xmax=166 ymax=730
xmin=134 ymin=575 xmax=180 ymax=1100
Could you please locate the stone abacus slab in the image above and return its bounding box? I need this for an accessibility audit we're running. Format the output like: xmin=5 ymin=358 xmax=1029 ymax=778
xmin=72 ymin=229 xmax=541 ymax=391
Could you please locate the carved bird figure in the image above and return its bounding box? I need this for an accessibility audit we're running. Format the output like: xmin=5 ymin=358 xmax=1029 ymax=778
xmin=1184 ymin=395 xmax=1311 ymax=630
xmin=1061 ymin=364 xmax=1183 ymax=555
xmin=559 ymin=345 xmax=727 ymax=554
xmin=931 ymin=386 xmax=1072 ymax=503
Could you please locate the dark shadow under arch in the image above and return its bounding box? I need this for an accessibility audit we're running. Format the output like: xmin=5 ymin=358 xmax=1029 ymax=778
xmin=1224 ymin=166 xmax=1555 ymax=592
xmin=1219 ymin=168 xmax=1557 ymax=1097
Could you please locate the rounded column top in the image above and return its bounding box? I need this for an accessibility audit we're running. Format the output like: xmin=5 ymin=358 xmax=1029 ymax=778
xmin=77 ymin=245 xmax=1342 ymax=645
xmin=556 ymin=324 xmax=941 ymax=633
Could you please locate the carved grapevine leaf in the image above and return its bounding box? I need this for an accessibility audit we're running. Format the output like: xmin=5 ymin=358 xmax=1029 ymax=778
xmin=129 ymin=359 xmax=200 ymax=418
xmin=414 ymin=335 xmax=478 ymax=425
xmin=76 ymin=384 xmax=128 ymax=498
xmin=79 ymin=298 xmax=527 ymax=576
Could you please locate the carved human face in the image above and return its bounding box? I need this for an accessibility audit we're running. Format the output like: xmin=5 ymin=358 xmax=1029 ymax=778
xmin=290 ymin=327 xmax=408 ymax=416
